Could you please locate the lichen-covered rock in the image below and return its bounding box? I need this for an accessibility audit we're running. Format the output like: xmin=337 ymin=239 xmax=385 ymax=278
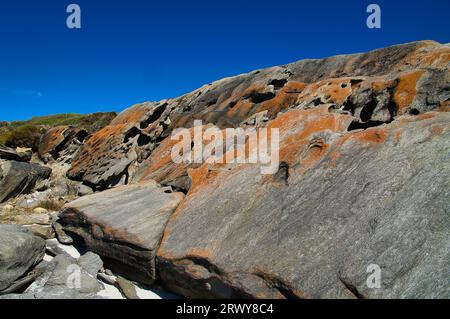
xmin=67 ymin=41 xmax=449 ymax=192
xmin=38 ymin=126 xmax=89 ymax=164
xmin=67 ymin=102 xmax=170 ymax=190
xmin=57 ymin=41 xmax=449 ymax=299
xmin=157 ymin=111 xmax=450 ymax=299
xmin=58 ymin=181 xmax=184 ymax=284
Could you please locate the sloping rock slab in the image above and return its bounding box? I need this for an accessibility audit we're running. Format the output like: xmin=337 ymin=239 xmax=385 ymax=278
xmin=0 ymin=225 xmax=45 ymax=292
xmin=0 ymin=161 xmax=52 ymax=203
xmin=157 ymin=111 xmax=450 ymax=299
xmin=59 ymin=181 xmax=184 ymax=284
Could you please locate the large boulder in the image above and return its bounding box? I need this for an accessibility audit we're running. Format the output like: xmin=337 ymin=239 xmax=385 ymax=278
xmin=0 ymin=161 xmax=52 ymax=203
xmin=157 ymin=111 xmax=450 ymax=299
xmin=58 ymin=181 xmax=184 ymax=284
xmin=0 ymin=225 xmax=46 ymax=292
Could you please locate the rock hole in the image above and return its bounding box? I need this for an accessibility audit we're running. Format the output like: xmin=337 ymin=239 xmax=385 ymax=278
xmin=244 ymin=91 xmax=276 ymax=104
xmin=123 ymin=127 xmax=141 ymax=143
xmin=228 ymin=101 xmax=237 ymax=109
xmin=409 ymin=108 xmax=420 ymax=115
xmin=342 ymin=99 xmax=354 ymax=112
xmin=74 ymin=130 xmax=89 ymax=143
xmin=347 ymin=121 xmax=386 ymax=131
xmin=207 ymin=99 xmax=218 ymax=107
xmin=140 ymin=103 xmax=167 ymax=129
xmin=137 ymin=133 xmax=151 ymax=147
xmin=350 ymin=79 xmax=363 ymax=86
xmin=312 ymin=98 xmax=323 ymax=107
xmin=269 ymin=79 xmax=288 ymax=90
xmin=360 ymin=97 xmax=378 ymax=122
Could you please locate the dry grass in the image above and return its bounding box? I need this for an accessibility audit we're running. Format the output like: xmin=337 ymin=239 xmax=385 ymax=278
xmin=35 ymin=199 xmax=64 ymax=212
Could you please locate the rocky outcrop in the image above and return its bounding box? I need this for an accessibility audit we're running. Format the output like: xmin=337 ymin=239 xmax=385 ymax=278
xmin=67 ymin=41 xmax=449 ymax=192
xmin=0 ymin=225 xmax=46 ymax=292
xmin=58 ymin=181 xmax=184 ymax=284
xmin=67 ymin=102 xmax=171 ymax=190
xmin=0 ymin=161 xmax=52 ymax=203
xmin=3 ymin=41 xmax=448 ymax=299
xmin=0 ymin=145 xmax=32 ymax=162
xmin=38 ymin=126 xmax=89 ymax=164
xmin=157 ymin=111 xmax=450 ymax=299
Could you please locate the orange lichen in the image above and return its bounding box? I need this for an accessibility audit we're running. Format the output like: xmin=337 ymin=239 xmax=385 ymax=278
xmin=401 ymin=43 xmax=450 ymax=69
xmin=258 ymin=81 xmax=307 ymax=116
xmin=348 ymin=127 xmax=388 ymax=145
xmin=393 ymin=71 xmax=424 ymax=114
xmin=438 ymin=101 xmax=450 ymax=112
xmin=38 ymin=126 xmax=67 ymax=155
xmin=266 ymin=106 xmax=353 ymax=173
xmin=296 ymin=78 xmax=353 ymax=106
xmin=110 ymin=104 xmax=150 ymax=126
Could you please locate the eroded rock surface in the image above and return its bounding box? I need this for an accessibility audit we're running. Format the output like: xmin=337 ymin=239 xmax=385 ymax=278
xmin=3 ymin=41 xmax=447 ymax=299
xmin=157 ymin=111 xmax=450 ymax=299
xmin=38 ymin=126 xmax=89 ymax=164
xmin=58 ymin=181 xmax=184 ymax=284
xmin=67 ymin=41 xmax=449 ymax=193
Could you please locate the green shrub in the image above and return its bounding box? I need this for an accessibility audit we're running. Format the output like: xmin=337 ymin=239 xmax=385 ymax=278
xmin=4 ymin=125 xmax=42 ymax=151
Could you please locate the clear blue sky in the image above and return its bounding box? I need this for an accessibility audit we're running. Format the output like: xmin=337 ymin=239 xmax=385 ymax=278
xmin=0 ymin=0 xmax=449 ymax=121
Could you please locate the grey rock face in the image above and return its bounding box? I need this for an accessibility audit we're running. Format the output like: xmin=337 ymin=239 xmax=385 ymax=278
xmin=58 ymin=181 xmax=184 ymax=284
xmin=0 ymin=225 xmax=45 ymax=292
xmin=3 ymin=253 xmax=105 ymax=299
xmin=0 ymin=160 xmax=52 ymax=203
xmin=78 ymin=252 xmax=103 ymax=277
xmin=77 ymin=184 xmax=93 ymax=196
xmin=157 ymin=112 xmax=450 ymax=299
xmin=0 ymin=146 xmax=32 ymax=162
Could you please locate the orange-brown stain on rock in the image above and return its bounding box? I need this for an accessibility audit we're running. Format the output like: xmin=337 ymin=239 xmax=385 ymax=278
xmin=296 ymin=79 xmax=353 ymax=106
xmin=110 ymin=104 xmax=149 ymax=126
xmin=39 ymin=126 xmax=67 ymax=156
xmin=259 ymin=81 xmax=307 ymax=116
xmin=402 ymin=43 xmax=450 ymax=69
xmin=394 ymin=70 xmax=424 ymax=115
xmin=348 ymin=127 xmax=388 ymax=145
xmin=268 ymin=106 xmax=352 ymax=170
xmin=69 ymin=123 xmax=127 ymax=176
xmin=438 ymin=101 xmax=450 ymax=112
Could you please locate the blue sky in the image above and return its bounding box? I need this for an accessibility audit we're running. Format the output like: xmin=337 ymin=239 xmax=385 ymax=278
xmin=0 ymin=0 xmax=449 ymax=121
